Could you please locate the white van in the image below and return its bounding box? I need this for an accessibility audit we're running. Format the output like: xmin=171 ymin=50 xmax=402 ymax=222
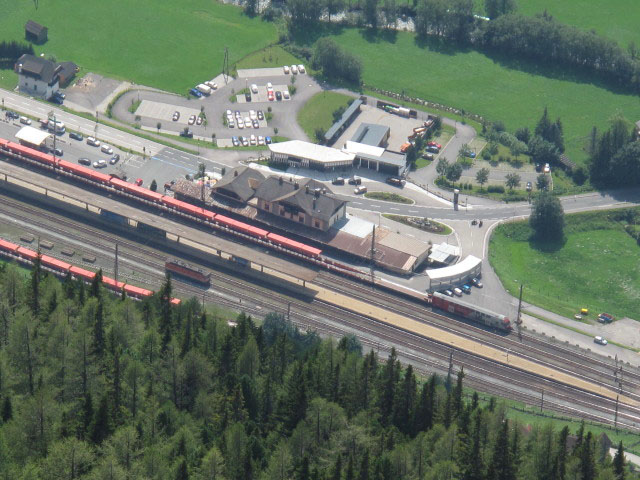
xmin=196 ymin=84 xmax=212 ymax=95
xmin=19 ymin=116 xmax=32 ymax=125
xmin=100 ymin=144 xmax=113 ymax=155
xmin=250 ymin=84 xmax=259 ymax=94
xmin=354 ymin=186 xmax=367 ymax=194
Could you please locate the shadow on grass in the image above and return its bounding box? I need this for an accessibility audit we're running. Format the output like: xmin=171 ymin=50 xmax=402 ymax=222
xmin=289 ymin=23 xmax=346 ymax=47
xmin=413 ymin=35 xmax=473 ymax=56
xmin=359 ymin=27 xmax=398 ymax=44
xmin=528 ymin=236 xmax=566 ymax=253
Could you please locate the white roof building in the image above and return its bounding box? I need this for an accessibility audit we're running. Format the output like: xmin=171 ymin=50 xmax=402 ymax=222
xmin=268 ymin=140 xmax=355 ymax=170
xmin=427 ymin=255 xmax=482 ymax=290
xmin=343 ymin=141 xmax=385 ymax=157
xmin=15 ymin=126 xmax=51 ymax=147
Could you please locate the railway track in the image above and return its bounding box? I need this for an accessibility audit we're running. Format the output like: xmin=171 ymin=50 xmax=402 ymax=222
xmin=315 ymin=272 xmax=640 ymax=399
xmin=1 ymin=196 xmax=639 ymax=431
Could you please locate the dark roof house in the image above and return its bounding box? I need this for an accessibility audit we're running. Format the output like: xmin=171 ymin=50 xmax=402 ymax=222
xmin=56 ymin=61 xmax=78 ymax=87
xmin=211 ymin=166 xmax=266 ymax=202
xmin=25 ymin=20 xmax=48 ymax=44
xmin=254 ymin=177 xmax=345 ymax=224
xmin=15 ymin=54 xmax=58 ymax=85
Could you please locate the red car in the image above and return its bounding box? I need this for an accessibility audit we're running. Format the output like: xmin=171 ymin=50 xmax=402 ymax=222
xmin=428 ymin=141 xmax=442 ymax=149
xmin=267 ymin=90 xmax=275 ymax=101
xmin=135 ymin=178 xmax=143 ymax=186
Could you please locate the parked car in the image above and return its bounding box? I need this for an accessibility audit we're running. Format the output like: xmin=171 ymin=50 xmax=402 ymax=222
xmin=422 ymin=153 xmax=435 ymax=160
xmin=594 ymin=336 xmax=608 ymax=346
xmin=443 ymin=289 xmax=453 ymax=297
xmin=275 ymin=91 xmax=282 ymax=101
xmin=189 ymin=88 xmax=203 ymax=98
xmin=188 ymin=115 xmax=196 ymax=125
xmin=54 ymin=91 xmax=66 ymax=100
xmin=232 ymin=136 xmax=240 ymax=147
xmin=598 ymin=313 xmax=614 ymax=323
xmin=236 ymin=118 xmax=244 ymax=129
xmin=386 ymin=177 xmax=406 ymax=187
xmin=266 ymin=82 xmax=273 ymax=91
xmin=354 ymin=186 xmax=367 ymax=194
xmin=544 ymin=163 xmax=551 ymax=174
xmin=252 ymin=119 xmax=259 ymax=129
xmin=228 ymin=119 xmax=235 ymax=128
xmin=241 ymin=136 xmax=249 ymax=147
xmin=471 ymin=277 xmax=483 ymax=288
xmin=427 ymin=145 xmax=440 ymax=153
xmin=332 ymin=177 xmax=345 ymax=185
xmin=250 ymin=84 xmax=258 ymax=94
xmin=291 ymin=65 xmax=298 ymax=74
xmin=180 ymin=129 xmax=193 ymax=138
xmin=196 ymin=116 xmax=203 ymax=125
xmin=69 ymin=132 xmax=83 ymax=141
xmin=283 ymin=65 xmax=290 ymax=74
xmin=86 ymin=136 xmax=100 ymax=147
xmin=249 ymin=110 xmax=257 ymax=120
xmin=427 ymin=141 xmax=442 ymax=149
xmin=250 ymin=134 xmax=257 ymax=145
xmin=78 ymin=157 xmax=91 ymax=166
xmin=453 ymin=287 xmax=463 ymax=297
xmin=348 ymin=176 xmax=362 ymax=185
xmin=5 ymin=111 xmax=19 ymax=120
xmin=526 ymin=181 xmax=532 ymax=192
xmin=50 ymin=95 xmax=63 ymax=105
xmin=462 ymin=284 xmax=471 ymax=294
xmin=298 ymin=64 xmax=306 ymax=73
xmin=265 ymin=136 xmax=272 ymax=144
xmin=52 ymin=147 xmax=63 ymax=156
xmin=172 ymin=111 xmax=180 ymax=121
xmin=244 ymin=116 xmax=251 ymax=128
xmin=283 ymin=90 xmax=290 ymax=99
xmin=244 ymin=92 xmax=251 ymax=102
xmin=257 ymin=110 xmax=264 ymax=120
xmin=135 ymin=178 xmax=143 ymax=186
xmin=267 ymin=90 xmax=275 ymax=101
xmin=93 ymin=160 xmax=107 ymax=168
xmin=258 ymin=135 xmax=265 ymax=146
xmin=110 ymin=154 xmax=120 ymax=165
xmin=19 ymin=116 xmax=32 ymax=125
xmin=100 ymin=144 xmax=113 ymax=155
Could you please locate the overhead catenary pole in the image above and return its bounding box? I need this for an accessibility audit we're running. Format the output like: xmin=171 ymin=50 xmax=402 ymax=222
xmin=516 ymin=283 xmax=524 ymax=341
xmin=114 ymin=243 xmax=118 ymax=285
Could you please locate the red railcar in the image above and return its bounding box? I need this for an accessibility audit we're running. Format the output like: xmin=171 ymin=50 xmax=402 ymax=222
xmin=124 ymin=284 xmax=153 ymax=298
xmin=165 ymin=260 xmax=211 ymax=285
xmin=267 ymin=233 xmax=322 ymax=257
xmin=101 ymin=275 xmax=125 ymax=292
xmin=431 ymin=292 xmax=511 ymax=332
xmin=70 ymin=266 xmax=96 ymax=281
xmin=0 ymin=238 xmax=19 ymax=253
xmin=17 ymin=246 xmax=38 ymax=260
xmin=120 ymin=183 xmax=164 ymax=202
xmin=170 ymin=298 xmax=181 ymax=306
xmin=0 ymin=138 xmax=9 ymax=148
xmin=40 ymin=255 xmax=72 ymax=272
xmin=215 ymin=214 xmax=268 ymax=238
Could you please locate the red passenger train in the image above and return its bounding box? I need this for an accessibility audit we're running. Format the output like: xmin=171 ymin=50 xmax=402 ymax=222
xmin=0 ymin=237 xmax=180 ymax=304
xmin=0 ymin=137 xmax=323 ymax=263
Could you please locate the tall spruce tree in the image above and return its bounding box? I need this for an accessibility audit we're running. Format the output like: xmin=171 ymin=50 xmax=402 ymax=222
xmin=613 ymin=441 xmax=625 ymax=480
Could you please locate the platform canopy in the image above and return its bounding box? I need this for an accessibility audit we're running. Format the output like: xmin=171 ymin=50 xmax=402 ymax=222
xmin=427 ymin=255 xmax=482 ymax=290
xmin=15 ymin=126 xmax=51 ymax=147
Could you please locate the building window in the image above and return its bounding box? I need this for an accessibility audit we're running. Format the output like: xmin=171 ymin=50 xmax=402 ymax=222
xmin=280 ymin=208 xmax=285 ymax=216
xmin=299 ymin=216 xmax=304 ymax=223
xmin=264 ymin=203 xmax=269 ymax=212
xmin=314 ymin=220 xmax=320 ymax=228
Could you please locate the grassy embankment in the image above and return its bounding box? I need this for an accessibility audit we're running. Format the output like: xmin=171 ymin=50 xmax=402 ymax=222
xmin=297 ymin=91 xmax=355 ymax=142
xmin=489 ymin=208 xmax=640 ymax=321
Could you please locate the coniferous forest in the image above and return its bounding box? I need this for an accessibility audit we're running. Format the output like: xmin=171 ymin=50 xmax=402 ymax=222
xmin=0 ymin=258 xmax=635 ymax=479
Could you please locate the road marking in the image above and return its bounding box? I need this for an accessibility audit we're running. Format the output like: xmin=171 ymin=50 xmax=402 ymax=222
xmin=390 ymin=208 xmax=399 ymax=211
xmin=409 ymin=210 xmax=419 ymax=213
xmin=352 ymin=202 xmax=362 ymax=205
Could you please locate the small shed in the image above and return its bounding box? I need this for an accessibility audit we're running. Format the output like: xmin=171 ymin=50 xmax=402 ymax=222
xmin=25 ymin=20 xmax=48 ymax=44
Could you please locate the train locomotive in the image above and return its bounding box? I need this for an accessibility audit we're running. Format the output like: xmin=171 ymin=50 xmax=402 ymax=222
xmin=431 ymin=292 xmax=511 ymax=332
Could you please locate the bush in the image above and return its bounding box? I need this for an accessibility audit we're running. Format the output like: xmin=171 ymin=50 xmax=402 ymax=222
xmin=482 ymin=150 xmax=491 ymax=160
xmin=311 ymin=38 xmax=363 ymax=85
xmin=487 ymin=185 xmax=505 ymax=193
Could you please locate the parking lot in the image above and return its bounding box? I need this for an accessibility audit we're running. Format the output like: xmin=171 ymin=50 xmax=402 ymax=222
xmin=135 ymin=100 xmax=201 ymax=126
xmin=333 ymin=104 xmax=428 ymax=151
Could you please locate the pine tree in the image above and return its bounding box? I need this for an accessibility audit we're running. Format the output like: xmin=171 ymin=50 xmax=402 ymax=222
xmin=579 ymin=432 xmax=595 ymax=480
xmin=488 ymin=420 xmax=514 ymax=480
xmin=535 ymin=107 xmax=552 ymax=140
xmin=552 ymin=426 xmax=569 ymax=480
xmin=358 ymin=449 xmax=370 ymax=480
xmin=80 ymin=392 xmax=93 ymax=440
xmin=345 ymin=455 xmax=354 ymax=480
xmin=30 ymin=248 xmax=42 ymax=314
xmin=393 ymin=364 xmax=416 ymax=434
xmin=613 ymin=441 xmax=625 ymax=480
xmin=175 ymin=459 xmax=189 ymax=480
xmin=91 ymin=394 xmax=112 ymax=444
xmin=452 ymin=367 xmax=465 ymax=417
xmin=90 ymin=269 xmax=103 ymax=298
xmin=465 ymin=411 xmax=484 ymax=480
xmin=1 ymin=395 xmax=12 ymax=422
xmin=93 ymin=301 xmax=105 ymax=357
xmin=298 ymin=456 xmax=310 ymax=480
xmin=332 ymin=454 xmax=342 ymax=480
xmin=160 ymin=273 xmax=173 ymax=350
xmin=378 ymin=348 xmax=398 ymax=425
xmin=283 ymin=361 xmax=307 ymax=432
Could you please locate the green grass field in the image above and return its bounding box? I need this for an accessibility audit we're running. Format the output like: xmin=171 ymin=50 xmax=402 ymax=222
xmin=307 ymin=28 xmax=640 ymax=166
xmin=297 ymin=91 xmax=355 ymax=142
xmin=364 ymin=192 xmax=414 ymax=204
xmin=235 ymin=45 xmax=302 ymax=71
xmin=489 ymin=209 xmax=640 ymax=321
xmin=0 ymin=0 xmax=277 ymax=93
